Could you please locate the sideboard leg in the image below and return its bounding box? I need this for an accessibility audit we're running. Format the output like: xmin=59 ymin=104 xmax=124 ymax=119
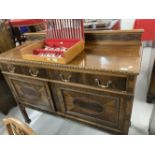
xmin=19 ymin=105 xmax=31 ymax=123
xmin=147 ymin=94 xmax=155 ymax=103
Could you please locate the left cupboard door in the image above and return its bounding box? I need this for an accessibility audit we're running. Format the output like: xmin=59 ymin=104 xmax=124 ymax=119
xmin=4 ymin=75 xmax=55 ymax=113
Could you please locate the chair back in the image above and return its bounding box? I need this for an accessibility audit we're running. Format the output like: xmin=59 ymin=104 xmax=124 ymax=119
xmin=3 ymin=117 xmax=35 ymax=135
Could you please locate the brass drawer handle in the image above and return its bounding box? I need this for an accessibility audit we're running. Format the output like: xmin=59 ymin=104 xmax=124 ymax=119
xmin=59 ymin=74 xmax=71 ymax=82
xmin=94 ymin=79 xmax=112 ymax=89
xmin=7 ymin=65 xmax=15 ymax=73
xmin=29 ymin=68 xmax=39 ymax=77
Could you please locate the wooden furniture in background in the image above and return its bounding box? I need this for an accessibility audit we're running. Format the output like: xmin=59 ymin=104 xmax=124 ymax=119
xmin=0 ymin=30 xmax=143 ymax=134
xmin=84 ymin=19 xmax=120 ymax=31
xmin=23 ymin=20 xmax=120 ymax=41
xmin=9 ymin=19 xmax=45 ymax=45
xmin=0 ymin=20 xmax=16 ymax=115
xmin=0 ymin=20 xmax=15 ymax=53
xmin=3 ymin=117 xmax=35 ymax=135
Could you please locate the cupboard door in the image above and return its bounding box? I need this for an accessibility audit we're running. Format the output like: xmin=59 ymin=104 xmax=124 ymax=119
xmin=6 ymin=76 xmax=55 ymax=112
xmin=53 ymin=84 xmax=125 ymax=129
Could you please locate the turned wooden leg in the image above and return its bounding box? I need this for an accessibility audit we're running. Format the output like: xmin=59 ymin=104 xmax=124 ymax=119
xmin=18 ymin=105 xmax=31 ymax=123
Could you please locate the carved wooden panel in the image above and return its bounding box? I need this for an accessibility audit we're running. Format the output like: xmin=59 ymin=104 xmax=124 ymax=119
xmin=6 ymin=76 xmax=55 ymax=112
xmin=53 ymin=84 xmax=125 ymax=128
xmin=85 ymin=32 xmax=142 ymax=42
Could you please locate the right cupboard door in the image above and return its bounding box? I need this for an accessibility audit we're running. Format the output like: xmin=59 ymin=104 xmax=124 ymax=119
xmin=52 ymin=84 xmax=126 ymax=131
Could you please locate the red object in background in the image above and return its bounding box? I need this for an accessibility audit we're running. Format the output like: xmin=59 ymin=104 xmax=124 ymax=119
xmin=10 ymin=19 xmax=44 ymax=27
xmin=134 ymin=19 xmax=155 ymax=41
xmin=112 ymin=20 xmax=120 ymax=30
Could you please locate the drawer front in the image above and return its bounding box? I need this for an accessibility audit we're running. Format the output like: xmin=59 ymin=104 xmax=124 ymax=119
xmin=49 ymin=70 xmax=127 ymax=91
xmin=2 ymin=63 xmax=126 ymax=92
xmin=1 ymin=64 xmax=47 ymax=78
xmin=1 ymin=64 xmax=23 ymax=74
xmin=21 ymin=66 xmax=47 ymax=78
xmin=5 ymin=76 xmax=55 ymax=112
xmin=49 ymin=70 xmax=83 ymax=83
xmin=84 ymin=73 xmax=126 ymax=91
xmin=52 ymin=84 xmax=125 ymax=128
xmin=2 ymin=64 xmax=127 ymax=92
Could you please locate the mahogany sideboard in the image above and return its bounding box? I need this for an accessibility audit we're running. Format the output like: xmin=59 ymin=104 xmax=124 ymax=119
xmin=0 ymin=30 xmax=143 ymax=134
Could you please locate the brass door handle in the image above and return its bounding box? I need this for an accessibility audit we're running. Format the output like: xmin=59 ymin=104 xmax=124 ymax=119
xmin=94 ymin=79 xmax=112 ymax=89
xmin=29 ymin=68 xmax=39 ymax=77
xmin=59 ymin=74 xmax=71 ymax=82
xmin=7 ymin=65 xmax=15 ymax=73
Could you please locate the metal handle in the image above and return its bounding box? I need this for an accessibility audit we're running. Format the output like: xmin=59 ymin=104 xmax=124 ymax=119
xmin=29 ymin=68 xmax=39 ymax=77
xmin=7 ymin=65 xmax=15 ymax=73
xmin=94 ymin=79 xmax=112 ymax=89
xmin=59 ymin=74 xmax=71 ymax=82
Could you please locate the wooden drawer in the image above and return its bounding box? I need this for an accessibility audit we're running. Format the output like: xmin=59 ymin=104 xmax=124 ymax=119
xmin=5 ymin=75 xmax=55 ymax=112
xmin=1 ymin=64 xmax=23 ymax=74
xmin=2 ymin=64 xmax=127 ymax=92
xmin=49 ymin=70 xmax=127 ymax=91
xmin=1 ymin=64 xmax=47 ymax=78
xmin=84 ymin=73 xmax=126 ymax=91
xmin=52 ymin=84 xmax=125 ymax=129
xmin=21 ymin=66 xmax=47 ymax=78
xmin=49 ymin=70 xmax=83 ymax=84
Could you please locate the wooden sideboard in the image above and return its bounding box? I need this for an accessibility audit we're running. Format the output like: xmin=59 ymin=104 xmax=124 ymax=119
xmin=0 ymin=30 xmax=143 ymax=134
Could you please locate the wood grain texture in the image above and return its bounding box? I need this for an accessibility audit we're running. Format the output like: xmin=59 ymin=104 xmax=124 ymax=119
xmin=0 ymin=30 xmax=143 ymax=134
xmin=0 ymin=21 xmax=15 ymax=53
xmin=5 ymin=75 xmax=55 ymax=113
xmin=52 ymin=84 xmax=125 ymax=129
xmin=0 ymin=30 xmax=143 ymax=75
xmin=0 ymin=21 xmax=16 ymax=114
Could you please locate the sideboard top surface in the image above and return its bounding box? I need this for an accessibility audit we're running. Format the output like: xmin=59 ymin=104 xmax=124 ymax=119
xmin=0 ymin=30 xmax=143 ymax=76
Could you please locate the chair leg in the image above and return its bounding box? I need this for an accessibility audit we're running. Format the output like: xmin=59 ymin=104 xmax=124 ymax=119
xmin=18 ymin=105 xmax=31 ymax=123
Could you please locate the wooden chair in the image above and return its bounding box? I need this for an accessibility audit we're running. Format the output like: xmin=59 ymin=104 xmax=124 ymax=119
xmin=3 ymin=117 xmax=36 ymax=135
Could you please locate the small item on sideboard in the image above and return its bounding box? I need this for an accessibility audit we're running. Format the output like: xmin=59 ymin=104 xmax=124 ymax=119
xmin=33 ymin=41 xmax=69 ymax=58
xmin=21 ymin=19 xmax=85 ymax=64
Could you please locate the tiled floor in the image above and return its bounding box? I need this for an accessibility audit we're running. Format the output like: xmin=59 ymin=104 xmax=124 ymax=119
xmin=0 ymin=47 xmax=154 ymax=135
